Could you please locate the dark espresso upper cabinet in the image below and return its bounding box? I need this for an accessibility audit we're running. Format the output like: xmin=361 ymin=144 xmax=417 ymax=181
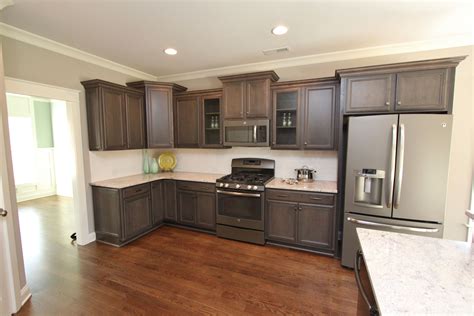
xmin=175 ymin=95 xmax=200 ymax=148
xmin=337 ymin=56 xmax=465 ymax=114
xmin=127 ymin=81 xmax=187 ymax=148
xmin=81 ymin=79 xmax=144 ymax=151
xmin=271 ymin=78 xmax=338 ymax=151
xmin=303 ymin=85 xmax=337 ymax=150
xmin=125 ymin=91 xmax=146 ymax=149
xmin=219 ymin=71 xmax=279 ymax=120
xmin=174 ymin=89 xmax=224 ymax=148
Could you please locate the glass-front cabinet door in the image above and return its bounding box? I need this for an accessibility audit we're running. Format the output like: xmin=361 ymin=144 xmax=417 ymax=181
xmin=272 ymin=88 xmax=301 ymax=149
xmin=201 ymin=95 xmax=223 ymax=147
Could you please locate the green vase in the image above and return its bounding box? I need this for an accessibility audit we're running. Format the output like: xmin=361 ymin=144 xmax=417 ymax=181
xmin=150 ymin=158 xmax=159 ymax=174
xmin=143 ymin=149 xmax=150 ymax=174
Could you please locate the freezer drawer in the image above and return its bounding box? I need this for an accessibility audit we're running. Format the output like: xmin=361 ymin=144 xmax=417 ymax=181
xmin=341 ymin=213 xmax=443 ymax=268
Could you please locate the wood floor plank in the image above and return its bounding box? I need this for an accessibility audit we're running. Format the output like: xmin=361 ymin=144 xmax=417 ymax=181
xmin=15 ymin=196 xmax=357 ymax=315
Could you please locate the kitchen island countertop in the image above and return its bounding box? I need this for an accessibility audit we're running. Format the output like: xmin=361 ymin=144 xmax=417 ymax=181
xmin=357 ymin=228 xmax=472 ymax=315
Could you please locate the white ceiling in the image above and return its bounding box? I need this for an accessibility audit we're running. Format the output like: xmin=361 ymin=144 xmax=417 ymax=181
xmin=0 ymin=0 xmax=472 ymax=77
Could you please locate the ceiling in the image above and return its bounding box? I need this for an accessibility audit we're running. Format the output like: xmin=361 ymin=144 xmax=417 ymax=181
xmin=0 ymin=0 xmax=472 ymax=77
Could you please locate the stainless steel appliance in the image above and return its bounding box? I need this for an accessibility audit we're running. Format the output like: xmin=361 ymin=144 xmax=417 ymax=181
xmin=223 ymin=119 xmax=269 ymax=147
xmin=341 ymin=114 xmax=452 ymax=267
xmin=216 ymin=158 xmax=275 ymax=244
xmin=295 ymin=165 xmax=316 ymax=182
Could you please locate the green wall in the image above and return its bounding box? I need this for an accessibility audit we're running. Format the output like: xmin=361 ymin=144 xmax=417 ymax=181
xmin=33 ymin=100 xmax=54 ymax=148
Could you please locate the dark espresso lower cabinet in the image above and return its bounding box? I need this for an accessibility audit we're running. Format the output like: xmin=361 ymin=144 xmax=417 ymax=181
xmin=176 ymin=181 xmax=216 ymax=231
xmin=265 ymin=189 xmax=336 ymax=254
xmin=151 ymin=181 xmax=165 ymax=225
xmin=163 ymin=180 xmax=177 ymax=222
xmin=122 ymin=193 xmax=152 ymax=240
xmin=92 ymin=183 xmax=153 ymax=246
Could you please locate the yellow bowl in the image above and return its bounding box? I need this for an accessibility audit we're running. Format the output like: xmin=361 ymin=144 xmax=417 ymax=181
xmin=158 ymin=152 xmax=177 ymax=171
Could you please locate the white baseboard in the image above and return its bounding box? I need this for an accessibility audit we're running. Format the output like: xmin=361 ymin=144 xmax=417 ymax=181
xmin=77 ymin=232 xmax=96 ymax=246
xmin=20 ymin=285 xmax=32 ymax=306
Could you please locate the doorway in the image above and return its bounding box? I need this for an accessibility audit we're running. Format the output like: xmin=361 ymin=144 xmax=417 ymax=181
xmin=6 ymin=92 xmax=77 ymax=267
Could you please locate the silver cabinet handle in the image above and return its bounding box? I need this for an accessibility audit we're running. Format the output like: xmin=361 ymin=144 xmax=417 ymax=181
xmin=253 ymin=125 xmax=257 ymax=143
xmin=385 ymin=101 xmax=390 ymax=106
xmin=354 ymin=250 xmax=379 ymax=316
xmin=217 ymin=190 xmax=261 ymax=198
xmin=347 ymin=217 xmax=439 ymax=233
xmin=394 ymin=124 xmax=405 ymax=209
xmin=397 ymin=101 xmax=402 ymax=105
xmin=387 ymin=124 xmax=397 ymax=208
xmin=0 ymin=208 xmax=7 ymax=217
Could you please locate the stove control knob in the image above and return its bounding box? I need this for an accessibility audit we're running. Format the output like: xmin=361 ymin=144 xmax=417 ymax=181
xmin=235 ymin=184 xmax=241 ymax=189
xmin=219 ymin=183 xmax=224 ymax=187
xmin=253 ymin=186 xmax=258 ymax=190
xmin=224 ymin=183 xmax=229 ymax=188
xmin=247 ymin=185 xmax=252 ymax=190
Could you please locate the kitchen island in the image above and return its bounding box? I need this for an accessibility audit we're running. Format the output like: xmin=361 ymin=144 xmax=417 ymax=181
xmin=357 ymin=228 xmax=472 ymax=315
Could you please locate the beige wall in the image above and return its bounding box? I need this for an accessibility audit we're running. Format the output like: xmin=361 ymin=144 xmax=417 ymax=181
xmin=1 ymin=36 xmax=472 ymax=249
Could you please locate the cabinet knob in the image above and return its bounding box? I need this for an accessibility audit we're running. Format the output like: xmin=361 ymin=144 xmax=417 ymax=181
xmin=304 ymin=141 xmax=308 ymax=145
xmin=397 ymin=101 xmax=401 ymax=105
xmin=385 ymin=101 xmax=390 ymax=106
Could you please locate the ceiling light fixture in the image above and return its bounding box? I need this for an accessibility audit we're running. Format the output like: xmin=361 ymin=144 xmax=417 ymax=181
xmin=271 ymin=25 xmax=288 ymax=35
xmin=164 ymin=48 xmax=177 ymax=55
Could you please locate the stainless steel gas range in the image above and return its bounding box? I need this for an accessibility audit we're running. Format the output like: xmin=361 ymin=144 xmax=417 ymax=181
xmin=215 ymin=158 xmax=275 ymax=245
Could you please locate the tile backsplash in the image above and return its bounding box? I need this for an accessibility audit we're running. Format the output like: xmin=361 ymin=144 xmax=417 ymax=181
xmin=89 ymin=147 xmax=338 ymax=182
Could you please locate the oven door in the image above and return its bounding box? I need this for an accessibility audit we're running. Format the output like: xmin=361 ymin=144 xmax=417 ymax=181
xmin=223 ymin=119 xmax=269 ymax=147
xmin=216 ymin=189 xmax=264 ymax=230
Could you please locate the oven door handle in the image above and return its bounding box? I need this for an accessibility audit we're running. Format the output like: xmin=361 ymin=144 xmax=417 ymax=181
xmin=217 ymin=190 xmax=261 ymax=198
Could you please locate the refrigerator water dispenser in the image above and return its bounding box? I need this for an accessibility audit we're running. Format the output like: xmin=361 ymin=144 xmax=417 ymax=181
xmin=353 ymin=169 xmax=385 ymax=208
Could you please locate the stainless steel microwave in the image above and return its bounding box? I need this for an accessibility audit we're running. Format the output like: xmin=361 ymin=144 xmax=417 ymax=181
xmin=223 ymin=119 xmax=269 ymax=147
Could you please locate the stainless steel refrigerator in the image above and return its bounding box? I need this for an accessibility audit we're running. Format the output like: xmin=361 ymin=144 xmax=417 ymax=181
xmin=341 ymin=114 xmax=452 ymax=268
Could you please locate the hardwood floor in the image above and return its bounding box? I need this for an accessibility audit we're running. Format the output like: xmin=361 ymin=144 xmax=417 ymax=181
xmin=16 ymin=195 xmax=358 ymax=315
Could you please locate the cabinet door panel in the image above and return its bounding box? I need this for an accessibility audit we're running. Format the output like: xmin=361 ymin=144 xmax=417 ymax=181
xmin=122 ymin=194 xmax=152 ymax=240
xmin=272 ymin=88 xmax=301 ymax=149
xmin=125 ymin=92 xmax=146 ymax=149
xmin=163 ymin=180 xmax=177 ymax=222
xmin=223 ymin=81 xmax=245 ymax=119
xmin=175 ymin=97 xmax=199 ymax=147
xmin=395 ymin=69 xmax=449 ymax=111
xmin=147 ymin=88 xmax=174 ymax=148
xmin=246 ymin=79 xmax=270 ymax=118
xmin=178 ymin=191 xmax=197 ymax=225
xmin=196 ymin=192 xmax=216 ymax=230
xmin=297 ymin=203 xmax=334 ymax=249
xmin=151 ymin=181 xmax=164 ymax=225
xmin=303 ymin=86 xmax=336 ymax=150
xmin=266 ymin=200 xmax=297 ymax=243
xmin=343 ymin=74 xmax=395 ymax=113
xmin=102 ymin=87 xmax=127 ymax=150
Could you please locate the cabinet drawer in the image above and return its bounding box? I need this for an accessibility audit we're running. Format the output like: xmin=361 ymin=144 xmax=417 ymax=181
xmin=266 ymin=189 xmax=334 ymax=206
xmin=122 ymin=183 xmax=151 ymax=198
xmin=177 ymin=181 xmax=215 ymax=193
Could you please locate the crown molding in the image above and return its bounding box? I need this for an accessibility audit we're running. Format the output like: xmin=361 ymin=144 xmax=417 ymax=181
xmin=0 ymin=0 xmax=14 ymax=11
xmin=155 ymin=35 xmax=473 ymax=82
xmin=0 ymin=22 xmax=157 ymax=80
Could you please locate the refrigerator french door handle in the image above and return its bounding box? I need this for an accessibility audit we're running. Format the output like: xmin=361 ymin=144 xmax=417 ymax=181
xmin=394 ymin=124 xmax=405 ymax=209
xmin=347 ymin=216 xmax=439 ymax=233
xmin=387 ymin=124 xmax=397 ymax=208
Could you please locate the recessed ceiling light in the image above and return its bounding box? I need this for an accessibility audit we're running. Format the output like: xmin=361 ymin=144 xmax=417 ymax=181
xmin=164 ymin=48 xmax=177 ymax=55
xmin=271 ymin=25 xmax=288 ymax=36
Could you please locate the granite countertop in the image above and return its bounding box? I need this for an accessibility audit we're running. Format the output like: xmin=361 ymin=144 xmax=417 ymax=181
xmin=357 ymin=228 xmax=472 ymax=315
xmin=90 ymin=172 xmax=225 ymax=189
xmin=266 ymin=178 xmax=337 ymax=194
